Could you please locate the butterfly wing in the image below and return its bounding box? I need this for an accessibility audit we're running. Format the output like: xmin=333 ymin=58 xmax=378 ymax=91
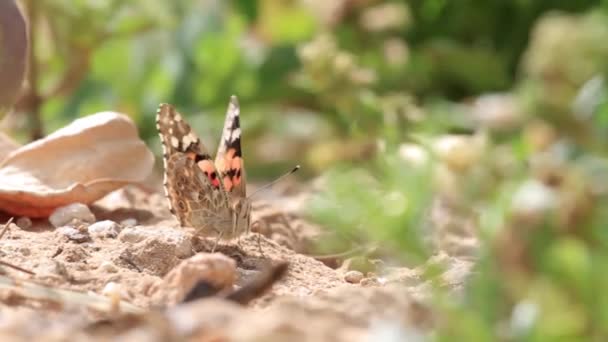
xmin=214 ymin=95 xmax=247 ymax=198
xmin=156 ymin=103 xmax=232 ymax=234
xmin=163 ymin=153 xmax=233 ymax=235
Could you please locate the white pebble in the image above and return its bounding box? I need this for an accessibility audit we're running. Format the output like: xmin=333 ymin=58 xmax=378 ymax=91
xmin=120 ymin=218 xmax=137 ymax=227
xmin=344 ymin=270 xmax=364 ymax=284
xmin=88 ymin=220 xmax=121 ymax=238
xmin=57 ymin=226 xmax=89 ymax=243
xmin=49 ymin=203 xmax=95 ymax=228
xmin=99 ymin=261 xmax=118 ymax=273
xmin=102 ymin=282 xmax=123 ymax=298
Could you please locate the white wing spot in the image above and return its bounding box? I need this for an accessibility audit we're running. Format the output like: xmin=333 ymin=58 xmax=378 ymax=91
xmin=182 ymin=132 xmax=197 ymax=147
xmin=230 ymin=128 xmax=241 ymax=141
xmin=171 ymin=136 xmax=180 ymax=148
xmin=175 ymin=114 xmax=182 ymax=122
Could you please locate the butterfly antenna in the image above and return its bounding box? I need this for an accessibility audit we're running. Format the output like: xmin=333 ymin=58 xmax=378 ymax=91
xmin=248 ymin=165 xmax=300 ymax=198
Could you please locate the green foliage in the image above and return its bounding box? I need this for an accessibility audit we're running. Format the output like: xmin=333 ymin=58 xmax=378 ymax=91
xmin=309 ymin=153 xmax=434 ymax=263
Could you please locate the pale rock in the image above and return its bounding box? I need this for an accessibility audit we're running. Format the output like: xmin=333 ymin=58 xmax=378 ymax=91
xmin=49 ymin=203 xmax=95 ymax=228
xmin=344 ymin=270 xmax=364 ymax=284
xmin=99 ymin=261 xmax=118 ymax=273
xmin=15 ymin=216 xmax=32 ymax=229
xmin=56 ymin=226 xmax=90 ymax=243
xmin=120 ymin=218 xmax=137 ymax=227
xmin=149 ymin=253 xmax=236 ymax=305
xmin=88 ymin=220 xmax=121 ymax=238
xmin=102 ymin=281 xmax=126 ymax=304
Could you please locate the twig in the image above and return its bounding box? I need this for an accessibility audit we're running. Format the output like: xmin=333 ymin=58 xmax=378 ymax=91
xmin=0 ymin=274 xmax=143 ymax=314
xmin=0 ymin=259 xmax=35 ymax=275
xmin=0 ymin=217 xmax=14 ymax=239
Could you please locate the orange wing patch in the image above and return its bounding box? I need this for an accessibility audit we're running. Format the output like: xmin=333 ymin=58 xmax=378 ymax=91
xmin=220 ymin=148 xmax=243 ymax=192
xmin=197 ymin=159 xmax=221 ymax=189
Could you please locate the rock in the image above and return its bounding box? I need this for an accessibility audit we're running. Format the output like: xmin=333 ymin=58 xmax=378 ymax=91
xmin=120 ymin=218 xmax=137 ymax=227
xmin=119 ymin=227 xmax=192 ymax=258
xmin=88 ymin=220 xmax=121 ymax=238
xmin=56 ymin=226 xmax=90 ymax=243
xmin=344 ymin=270 xmax=364 ymax=284
xmin=360 ymin=277 xmax=381 ymax=287
xmin=15 ymin=216 xmax=32 ymax=229
xmin=49 ymin=203 xmax=95 ymax=228
xmin=149 ymin=253 xmax=236 ymax=305
xmin=99 ymin=261 xmax=118 ymax=273
xmin=102 ymin=281 xmax=127 ymax=303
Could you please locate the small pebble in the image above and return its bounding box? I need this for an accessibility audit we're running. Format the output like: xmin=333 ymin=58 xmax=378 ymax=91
xmin=360 ymin=277 xmax=381 ymax=287
xmin=49 ymin=203 xmax=96 ymax=228
xmin=102 ymin=282 xmax=123 ymax=299
xmin=57 ymin=226 xmax=90 ymax=243
xmin=88 ymin=220 xmax=121 ymax=238
xmin=19 ymin=247 xmax=30 ymax=256
xmin=99 ymin=261 xmax=118 ymax=273
xmin=15 ymin=217 xmax=32 ymax=229
xmin=120 ymin=218 xmax=137 ymax=227
xmin=344 ymin=270 xmax=364 ymax=284
xmin=149 ymin=253 xmax=236 ymax=305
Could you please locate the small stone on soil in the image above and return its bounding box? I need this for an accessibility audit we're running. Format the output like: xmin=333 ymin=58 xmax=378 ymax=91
xmin=344 ymin=270 xmax=364 ymax=284
xmin=120 ymin=218 xmax=137 ymax=227
xmin=15 ymin=217 xmax=32 ymax=229
xmin=99 ymin=261 xmax=118 ymax=273
xmin=102 ymin=281 xmax=124 ymax=300
xmin=49 ymin=203 xmax=96 ymax=228
xmin=56 ymin=226 xmax=90 ymax=243
xmin=149 ymin=253 xmax=236 ymax=305
xmin=88 ymin=220 xmax=121 ymax=238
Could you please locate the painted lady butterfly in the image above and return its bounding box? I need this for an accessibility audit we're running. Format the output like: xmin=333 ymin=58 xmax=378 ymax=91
xmin=156 ymin=96 xmax=251 ymax=240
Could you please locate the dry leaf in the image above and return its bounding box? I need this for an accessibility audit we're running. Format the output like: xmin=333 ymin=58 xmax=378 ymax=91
xmin=0 ymin=112 xmax=154 ymax=217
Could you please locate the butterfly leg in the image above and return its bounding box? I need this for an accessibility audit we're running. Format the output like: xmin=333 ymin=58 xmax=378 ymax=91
xmin=251 ymin=220 xmax=266 ymax=258
xmin=211 ymin=231 xmax=224 ymax=253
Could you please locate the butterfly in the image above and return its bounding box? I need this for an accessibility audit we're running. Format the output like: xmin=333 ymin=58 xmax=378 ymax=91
xmin=156 ymin=96 xmax=251 ymax=240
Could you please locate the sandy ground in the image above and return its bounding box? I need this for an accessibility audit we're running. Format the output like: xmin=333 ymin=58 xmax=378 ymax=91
xmin=0 ymin=181 xmax=476 ymax=341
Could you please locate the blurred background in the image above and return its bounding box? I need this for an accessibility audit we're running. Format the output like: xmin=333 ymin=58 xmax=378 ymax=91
xmin=3 ymin=0 xmax=608 ymax=339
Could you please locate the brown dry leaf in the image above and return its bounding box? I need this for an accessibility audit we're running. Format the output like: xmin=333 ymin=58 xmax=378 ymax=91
xmin=0 ymin=112 xmax=154 ymax=217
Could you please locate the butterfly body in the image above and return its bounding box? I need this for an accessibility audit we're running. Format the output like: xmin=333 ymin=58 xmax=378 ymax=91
xmin=156 ymin=96 xmax=251 ymax=239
